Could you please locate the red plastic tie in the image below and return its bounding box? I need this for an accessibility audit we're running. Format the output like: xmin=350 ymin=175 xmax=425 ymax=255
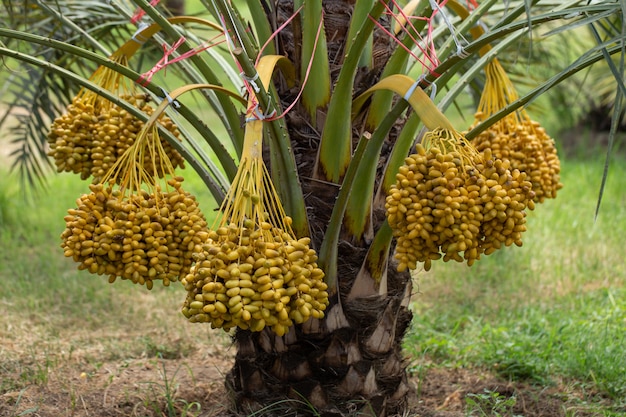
xmin=368 ymin=13 xmax=440 ymax=78
xmin=381 ymin=0 xmax=441 ymax=75
xmin=261 ymin=8 xmax=321 ymax=122
xmin=131 ymin=0 xmax=160 ymax=25
xmin=137 ymin=37 xmax=216 ymax=86
xmin=255 ymin=5 xmax=304 ymax=66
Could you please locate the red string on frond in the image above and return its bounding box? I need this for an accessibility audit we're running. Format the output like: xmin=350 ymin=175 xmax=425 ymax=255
xmin=430 ymin=0 xmax=470 ymax=60
xmin=426 ymin=0 xmax=446 ymax=69
xmin=266 ymin=8 xmax=325 ymax=121
xmin=385 ymin=0 xmax=430 ymax=53
xmin=466 ymin=0 xmax=478 ymax=11
xmin=429 ymin=0 xmax=450 ymax=21
xmin=368 ymin=14 xmax=440 ymax=78
xmin=243 ymin=6 xmax=324 ymax=122
xmin=137 ymin=36 xmax=223 ymax=86
xmin=382 ymin=0 xmax=441 ymax=75
xmin=256 ymin=5 xmax=304 ymax=66
xmin=131 ymin=0 xmax=160 ymax=25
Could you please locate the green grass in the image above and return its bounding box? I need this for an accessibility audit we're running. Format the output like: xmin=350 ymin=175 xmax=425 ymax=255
xmin=0 ymin=167 xmax=228 ymax=403
xmin=0 ymin=167 xmax=233 ymax=417
xmin=464 ymin=389 xmax=520 ymax=417
xmin=2 ymin=147 xmax=626 ymax=415
xmin=405 ymin=155 xmax=626 ymax=414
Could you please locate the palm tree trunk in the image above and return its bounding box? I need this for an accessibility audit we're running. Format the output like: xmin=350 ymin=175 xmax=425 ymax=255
xmin=225 ymin=1 xmax=414 ymax=415
xmin=226 ymin=255 xmax=414 ymax=416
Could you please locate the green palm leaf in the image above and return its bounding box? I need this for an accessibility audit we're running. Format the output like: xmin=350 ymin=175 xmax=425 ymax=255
xmin=1 ymin=0 xmax=140 ymax=193
xmin=2 ymin=1 xmax=626 ymax=413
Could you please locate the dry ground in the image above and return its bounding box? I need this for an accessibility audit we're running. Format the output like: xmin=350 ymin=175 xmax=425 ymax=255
xmin=0 ymin=344 xmax=584 ymax=417
xmin=0 ymin=351 xmax=596 ymax=417
xmin=0 ymin=352 xmax=575 ymax=417
xmin=0 ymin=306 xmax=603 ymax=417
xmin=0 ymin=108 xmax=617 ymax=417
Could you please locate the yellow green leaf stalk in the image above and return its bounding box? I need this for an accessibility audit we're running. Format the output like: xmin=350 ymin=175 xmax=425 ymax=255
xmin=181 ymin=58 xmax=328 ymax=336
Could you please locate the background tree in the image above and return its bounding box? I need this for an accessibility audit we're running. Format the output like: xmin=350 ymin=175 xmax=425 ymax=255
xmin=1 ymin=0 xmax=624 ymax=415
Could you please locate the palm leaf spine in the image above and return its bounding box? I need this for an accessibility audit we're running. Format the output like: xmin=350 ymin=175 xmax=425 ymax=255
xmin=318 ymin=133 xmax=371 ymax=295
xmin=316 ymin=0 xmax=387 ymax=183
xmin=133 ymin=0 xmax=245 ymax=154
xmin=300 ymin=0 xmax=331 ymax=122
xmin=0 ymin=43 xmax=230 ymax=201
xmin=232 ymin=49 xmax=310 ymax=238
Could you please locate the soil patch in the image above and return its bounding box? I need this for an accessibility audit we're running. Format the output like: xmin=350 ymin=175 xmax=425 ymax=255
xmin=0 ymin=349 xmax=606 ymax=417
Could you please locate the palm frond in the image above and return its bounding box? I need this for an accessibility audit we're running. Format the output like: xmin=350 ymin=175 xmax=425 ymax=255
xmin=2 ymin=56 xmax=84 ymax=194
xmin=0 ymin=0 xmax=141 ymax=193
xmin=590 ymin=15 xmax=626 ymax=219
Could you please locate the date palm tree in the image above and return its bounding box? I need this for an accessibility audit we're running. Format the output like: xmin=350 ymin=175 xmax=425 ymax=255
xmin=1 ymin=0 xmax=624 ymax=415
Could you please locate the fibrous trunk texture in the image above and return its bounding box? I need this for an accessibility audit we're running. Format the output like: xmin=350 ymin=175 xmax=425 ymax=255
xmin=226 ymin=269 xmax=413 ymax=417
xmin=225 ymin=1 xmax=414 ymax=415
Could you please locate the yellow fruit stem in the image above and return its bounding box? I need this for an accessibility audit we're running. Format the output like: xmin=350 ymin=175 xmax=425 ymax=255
xmin=74 ymin=53 xmax=130 ymax=111
xmin=422 ymin=127 xmax=481 ymax=169
xmin=214 ymin=55 xmax=296 ymax=241
xmin=100 ymin=124 xmax=166 ymax=198
xmin=476 ymin=58 xmax=526 ymax=131
xmin=99 ymin=83 xmax=245 ymax=202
